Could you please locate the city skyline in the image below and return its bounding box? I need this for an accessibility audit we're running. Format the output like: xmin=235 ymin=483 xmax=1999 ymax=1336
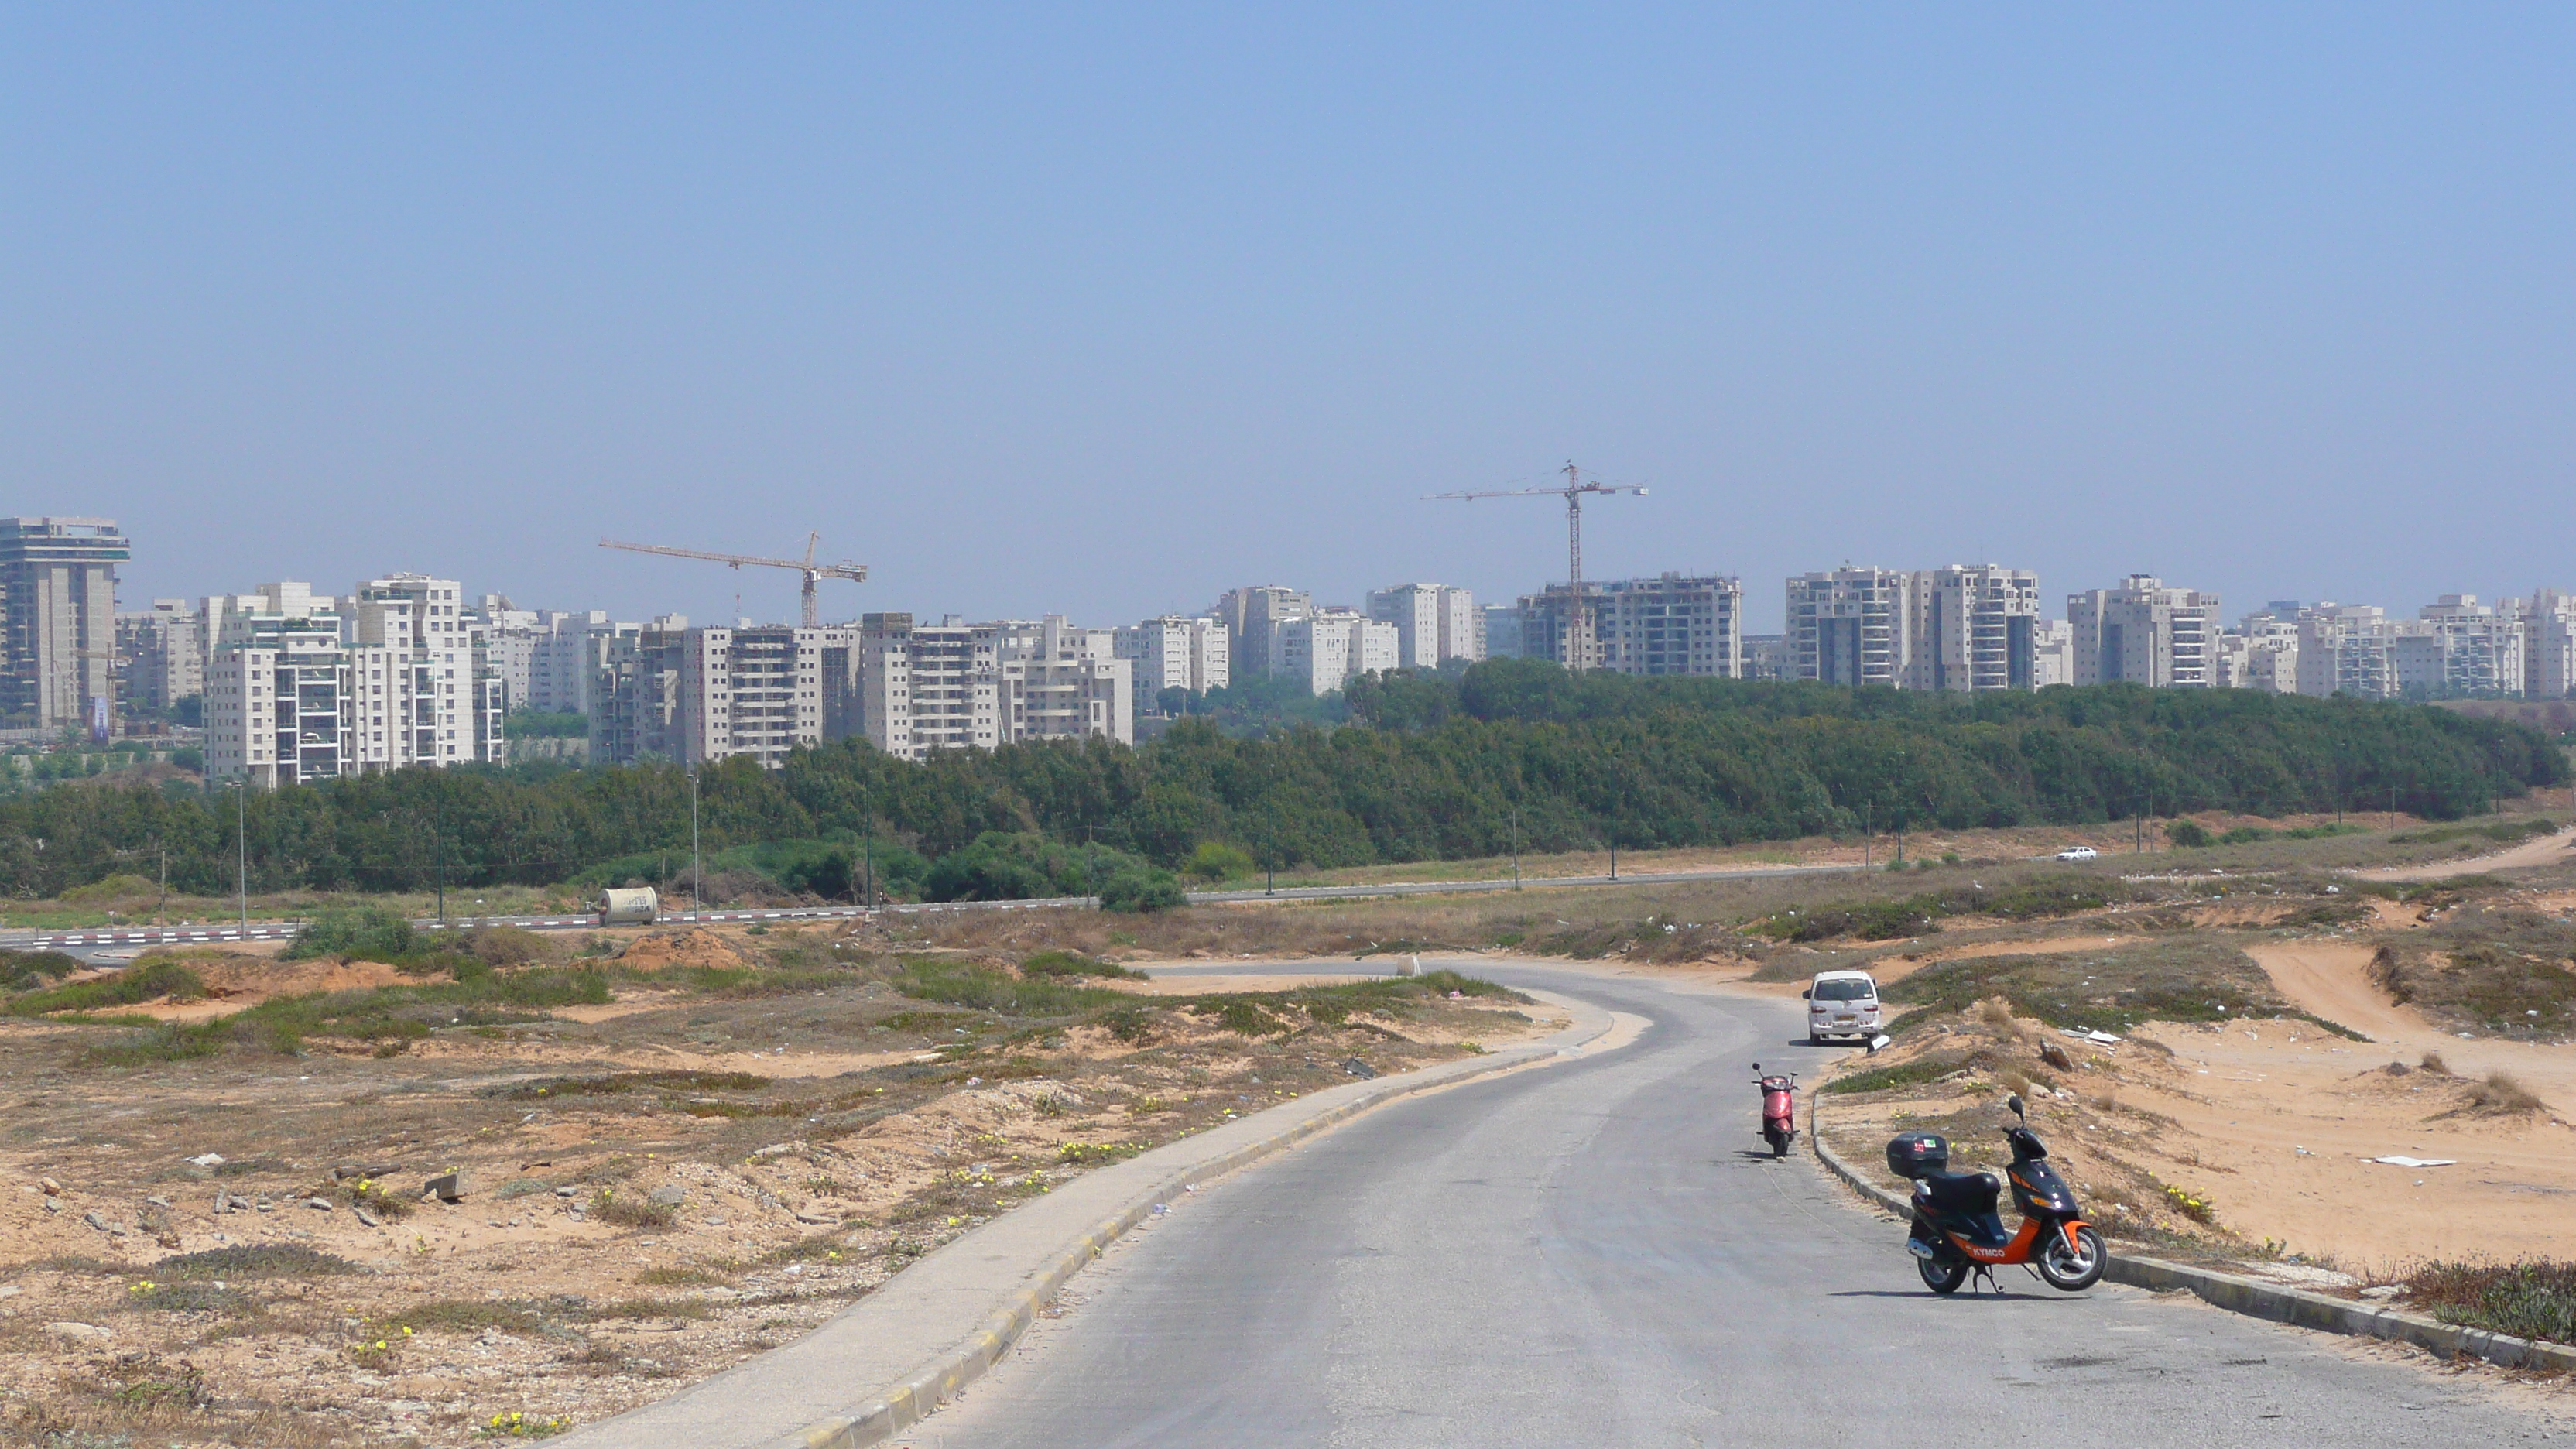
xmin=9 ymin=10 xmax=2572 ymax=634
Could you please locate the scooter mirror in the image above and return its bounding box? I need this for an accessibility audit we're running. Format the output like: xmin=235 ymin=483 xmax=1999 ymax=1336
xmin=2006 ymin=1094 xmax=2026 ymax=1119
xmin=1751 ymin=1062 xmax=1762 ymax=1073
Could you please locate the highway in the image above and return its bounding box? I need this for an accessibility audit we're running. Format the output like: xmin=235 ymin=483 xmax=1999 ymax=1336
xmin=895 ymin=961 xmax=2555 ymax=1448
xmin=0 ymin=862 xmax=1845 ymax=961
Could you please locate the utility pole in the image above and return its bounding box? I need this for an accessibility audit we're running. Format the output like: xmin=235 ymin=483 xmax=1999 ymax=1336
xmin=1863 ymin=801 xmax=1872 ymax=873
xmin=1426 ymin=464 xmax=1647 ymax=674
xmin=235 ymin=779 xmax=248 ymax=930
xmin=1511 ymin=807 xmax=1522 ymax=890
xmin=1264 ymin=761 xmax=1277 ymax=898
xmin=1609 ymin=840 xmax=1618 ymax=882
xmin=690 ymin=766 xmax=703 ymax=913
xmin=859 ymin=787 xmax=875 ymax=911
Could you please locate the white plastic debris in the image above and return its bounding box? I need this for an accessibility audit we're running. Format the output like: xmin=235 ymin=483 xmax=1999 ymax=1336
xmin=2368 ymin=1156 xmax=2457 ymax=1169
xmin=183 ymin=1153 xmax=225 ymax=1167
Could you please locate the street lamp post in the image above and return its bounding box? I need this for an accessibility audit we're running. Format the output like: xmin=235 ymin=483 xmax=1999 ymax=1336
xmin=234 ymin=779 xmax=248 ymax=930
xmin=689 ymin=766 xmax=703 ymax=912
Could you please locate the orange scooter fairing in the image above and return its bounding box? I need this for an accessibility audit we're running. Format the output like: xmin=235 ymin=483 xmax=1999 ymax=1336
xmin=1942 ymin=1215 xmax=2092 ymax=1266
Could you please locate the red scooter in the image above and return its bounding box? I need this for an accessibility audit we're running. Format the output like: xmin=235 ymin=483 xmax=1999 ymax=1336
xmin=1752 ymin=1063 xmax=1798 ymax=1158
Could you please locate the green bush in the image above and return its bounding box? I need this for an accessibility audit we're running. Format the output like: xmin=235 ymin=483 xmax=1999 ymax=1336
xmin=1099 ymin=866 xmax=1186 ymax=913
xmin=2165 ymin=820 xmax=2211 ymax=848
xmin=1020 ymin=950 xmax=1145 ymax=981
xmin=1182 ymin=841 xmax=1255 ymax=882
xmin=893 ymin=961 xmax=1129 ymax=1016
xmin=0 ymin=948 xmax=81 ymax=992
xmin=920 ymin=831 xmax=1146 ymax=903
xmin=285 ymin=904 xmax=417 ymax=962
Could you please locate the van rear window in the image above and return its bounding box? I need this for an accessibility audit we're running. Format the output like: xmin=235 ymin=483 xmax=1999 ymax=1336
xmin=1812 ymin=979 xmax=1875 ymax=1001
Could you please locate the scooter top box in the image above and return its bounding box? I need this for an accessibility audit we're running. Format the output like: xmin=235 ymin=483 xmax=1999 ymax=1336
xmin=1886 ymin=1132 xmax=1949 ymax=1179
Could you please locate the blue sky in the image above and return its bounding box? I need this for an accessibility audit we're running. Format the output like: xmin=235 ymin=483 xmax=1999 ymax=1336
xmin=5 ymin=5 xmax=2571 ymax=632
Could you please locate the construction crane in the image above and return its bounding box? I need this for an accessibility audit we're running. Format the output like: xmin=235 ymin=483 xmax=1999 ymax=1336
xmin=1427 ymin=462 xmax=1647 ymax=672
xmin=598 ymin=533 xmax=868 ymax=628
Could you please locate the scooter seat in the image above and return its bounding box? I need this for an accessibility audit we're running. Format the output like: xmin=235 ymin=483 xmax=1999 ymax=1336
xmin=1917 ymin=1171 xmax=2001 ymax=1214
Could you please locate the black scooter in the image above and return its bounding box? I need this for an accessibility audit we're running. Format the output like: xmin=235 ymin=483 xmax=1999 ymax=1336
xmin=1886 ymin=1094 xmax=2105 ymax=1295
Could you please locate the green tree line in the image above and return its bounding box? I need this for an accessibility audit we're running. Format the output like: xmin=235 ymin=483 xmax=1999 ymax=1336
xmin=0 ymin=662 xmax=2561 ymax=899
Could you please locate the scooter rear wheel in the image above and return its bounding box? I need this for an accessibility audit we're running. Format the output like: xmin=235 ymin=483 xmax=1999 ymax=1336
xmin=1918 ymin=1252 xmax=1969 ymax=1295
xmin=2036 ymin=1225 xmax=2106 ymax=1291
xmin=1769 ymin=1129 xmax=1789 ymax=1159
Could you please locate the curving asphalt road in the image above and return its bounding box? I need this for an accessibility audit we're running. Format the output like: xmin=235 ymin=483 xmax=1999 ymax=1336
xmin=895 ymin=961 xmax=2558 ymax=1448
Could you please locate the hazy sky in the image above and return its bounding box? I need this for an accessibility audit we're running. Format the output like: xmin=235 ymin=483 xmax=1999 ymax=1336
xmin=7 ymin=6 xmax=2571 ymax=633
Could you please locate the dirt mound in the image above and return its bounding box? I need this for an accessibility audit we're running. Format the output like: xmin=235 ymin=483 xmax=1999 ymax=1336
xmin=111 ymin=951 xmax=414 ymax=1020
xmin=617 ymin=928 xmax=757 ymax=972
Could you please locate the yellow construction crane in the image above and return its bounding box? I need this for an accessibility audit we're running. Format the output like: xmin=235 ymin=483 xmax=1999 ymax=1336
xmin=598 ymin=533 xmax=869 ymax=628
xmin=1427 ymin=461 xmax=1646 ymax=672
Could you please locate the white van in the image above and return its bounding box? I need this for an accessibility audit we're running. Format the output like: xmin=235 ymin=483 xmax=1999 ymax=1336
xmin=1805 ymin=969 xmax=1882 ymax=1043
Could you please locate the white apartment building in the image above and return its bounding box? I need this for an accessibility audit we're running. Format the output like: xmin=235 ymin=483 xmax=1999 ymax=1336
xmin=1365 ymin=584 xmax=1481 ymax=670
xmin=1786 ymin=567 xmax=1912 ymax=687
xmin=991 ymin=618 xmax=1132 ymax=745
xmin=859 ymin=613 xmax=1132 ymax=761
xmin=1274 ymin=610 xmax=1399 ymax=696
xmin=204 ymin=609 xmax=348 ymax=787
xmin=587 ymin=618 xmax=691 ymax=764
xmin=673 ymin=625 xmax=861 ymax=768
xmin=1113 ymin=615 xmax=1229 ymax=717
xmin=529 ymin=611 xmax=646 ymax=715
xmin=115 ymin=599 xmax=203 ymax=713
xmin=2517 ymin=589 xmax=2576 ymax=698
xmin=1211 ymin=586 xmax=1310 ymax=680
xmin=2210 ymin=609 xmax=2300 ymax=692
xmin=2066 ymin=575 xmax=2221 ymax=688
xmin=2418 ymin=596 xmax=2526 ymax=697
xmin=1909 ymin=565 xmax=2042 ymax=692
xmin=353 ymin=574 xmax=508 ymax=766
xmin=1596 ymin=574 xmax=1745 ymax=677
xmin=478 ymin=596 xmax=540 ymax=712
xmin=203 ymin=577 xmax=509 ymax=784
xmin=2031 ymin=618 xmax=2075 ymax=688
xmin=1482 ymin=604 xmax=1527 ymax=659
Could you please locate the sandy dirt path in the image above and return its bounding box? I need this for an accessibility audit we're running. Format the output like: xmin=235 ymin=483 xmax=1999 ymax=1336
xmin=2346 ymin=824 xmax=2576 ymax=881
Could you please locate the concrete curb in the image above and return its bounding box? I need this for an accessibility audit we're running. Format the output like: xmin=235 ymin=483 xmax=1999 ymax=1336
xmin=557 ymin=991 xmax=1619 ymax=1449
xmin=1806 ymin=1108 xmax=2576 ymax=1375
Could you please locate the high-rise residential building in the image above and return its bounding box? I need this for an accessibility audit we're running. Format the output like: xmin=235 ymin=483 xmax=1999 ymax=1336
xmin=203 ymin=577 xmax=513 ymax=783
xmin=1742 ymin=634 xmax=1787 ymax=680
xmin=1274 ymin=610 xmax=1399 ymax=696
xmin=1515 ymin=585 xmax=1612 ymax=672
xmin=477 ymin=595 xmax=540 ymax=712
xmin=1786 ymin=567 xmax=1910 ymax=687
xmin=2031 ymin=618 xmax=2075 ymax=688
xmin=2516 ymin=589 xmax=2576 ymax=698
xmin=1365 ymin=584 xmax=1481 ymax=670
xmin=1481 ymin=604 xmax=1527 ymax=660
xmin=1786 ymin=565 xmax=2043 ymax=692
xmin=858 ymin=614 xmax=1131 ymax=762
xmin=353 ymin=574 xmax=508 ymax=767
xmin=1113 ymin=615 xmax=1229 ymax=716
xmin=116 ymin=600 xmax=203 ymax=714
xmin=1 ymin=516 xmax=128 ymax=734
xmin=528 ymin=611 xmax=646 ymax=715
xmin=2210 ymin=608 xmax=2300 ymax=692
xmin=1210 ymin=586 xmax=1310 ymax=681
xmin=2294 ymin=605 xmax=2403 ymax=699
xmin=587 ymin=618 xmax=691 ymax=764
xmin=1581 ymin=574 xmax=1745 ymax=677
xmin=677 ymin=625 xmax=862 ymax=768
xmin=2065 ymin=575 xmax=2221 ymax=688
xmin=1908 ymin=566 xmax=2041 ymax=692
xmin=2417 ymin=596 xmax=2526 ymax=697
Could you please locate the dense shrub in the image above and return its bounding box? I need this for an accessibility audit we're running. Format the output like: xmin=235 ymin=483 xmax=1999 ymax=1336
xmin=285 ymin=904 xmax=416 ymax=962
xmin=1098 ymin=866 xmax=1186 ymax=913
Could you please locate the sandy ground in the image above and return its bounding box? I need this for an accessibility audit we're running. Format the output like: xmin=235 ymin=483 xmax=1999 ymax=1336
xmin=2347 ymin=824 xmax=2576 ymax=882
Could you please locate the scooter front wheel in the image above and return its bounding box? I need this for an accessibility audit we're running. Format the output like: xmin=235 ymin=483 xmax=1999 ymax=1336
xmin=1917 ymin=1252 xmax=1969 ymax=1295
xmin=2036 ymin=1224 xmax=2106 ymax=1291
xmin=1769 ymin=1128 xmax=1789 ymax=1159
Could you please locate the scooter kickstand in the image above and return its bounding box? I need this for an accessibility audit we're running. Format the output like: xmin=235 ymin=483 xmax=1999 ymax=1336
xmin=1971 ymin=1265 xmax=2002 ymax=1297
